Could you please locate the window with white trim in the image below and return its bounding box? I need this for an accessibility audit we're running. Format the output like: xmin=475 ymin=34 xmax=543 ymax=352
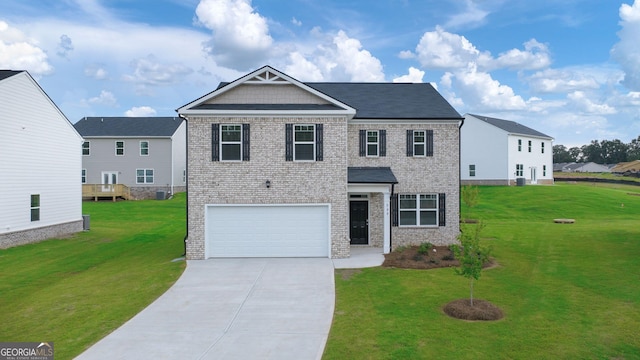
xmin=516 ymin=164 xmax=524 ymax=177
xmin=115 ymin=141 xmax=124 ymax=156
xmin=30 ymin=194 xmax=40 ymax=222
xmin=183 ymin=169 xmax=186 ymax=183
xmin=221 ymin=125 xmax=242 ymax=161
xmin=82 ymin=169 xmax=86 ymax=183
xmin=367 ymin=130 xmax=379 ymax=157
xmin=294 ymin=125 xmax=315 ymax=161
xmin=469 ymin=164 xmax=476 ymax=177
xmin=541 ymin=142 xmax=545 ymax=154
xmin=82 ymin=141 xmax=90 ymax=156
xmin=413 ymin=130 xmax=426 ymax=157
xmin=136 ymin=169 xmax=154 ymax=184
xmin=140 ymin=141 xmax=149 ymax=156
xmin=543 ymin=165 xmax=547 ymax=176
xmin=399 ymin=194 xmax=438 ymax=226
xmin=518 ymin=139 xmax=522 ymax=152
xmin=528 ymin=140 xmax=532 ymax=152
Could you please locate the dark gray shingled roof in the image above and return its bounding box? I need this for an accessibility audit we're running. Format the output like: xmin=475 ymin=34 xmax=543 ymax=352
xmin=74 ymin=117 xmax=183 ymax=137
xmin=348 ymin=167 xmax=398 ymax=184
xmin=0 ymin=70 xmax=23 ymax=81
xmin=307 ymin=83 xmax=461 ymax=120
xmin=212 ymin=81 xmax=462 ymax=120
xmin=468 ymin=113 xmax=552 ymax=138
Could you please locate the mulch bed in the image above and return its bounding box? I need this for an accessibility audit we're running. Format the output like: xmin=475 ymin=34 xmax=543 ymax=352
xmin=443 ymin=299 xmax=504 ymax=321
xmin=382 ymin=245 xmax=459 ymax=269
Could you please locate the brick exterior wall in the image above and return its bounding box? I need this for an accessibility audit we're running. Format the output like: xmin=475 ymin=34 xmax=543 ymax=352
xmin=0 ymin=220 xmax=83 ymax=249
xmin=186 ymin=115 xmax=349 ymax=259
xmin=348 ymin=123 xmax=461 ymax=248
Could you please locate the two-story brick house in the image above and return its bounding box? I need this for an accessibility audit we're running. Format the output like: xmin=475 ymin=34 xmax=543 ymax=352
xmin=177 ymin=66 xmax=463 ymax=259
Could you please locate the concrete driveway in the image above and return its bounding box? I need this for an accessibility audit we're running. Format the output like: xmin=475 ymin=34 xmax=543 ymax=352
xmin=75 ymin=258 xmax=335 ymax=360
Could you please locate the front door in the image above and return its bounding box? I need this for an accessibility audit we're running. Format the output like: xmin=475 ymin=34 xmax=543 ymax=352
xmin=102 ymin=171 xmax=118 ymax=192
xmin=350 ymin=201 xmax=368 ymax=245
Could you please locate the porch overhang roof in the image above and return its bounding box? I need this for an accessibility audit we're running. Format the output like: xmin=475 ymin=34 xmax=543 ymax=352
xmin=347 ymin=167 xmax=398 ymax=184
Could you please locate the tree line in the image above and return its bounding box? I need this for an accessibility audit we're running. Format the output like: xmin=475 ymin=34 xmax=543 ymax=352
xmin=553 ymin=136 xmax=640 ymax=164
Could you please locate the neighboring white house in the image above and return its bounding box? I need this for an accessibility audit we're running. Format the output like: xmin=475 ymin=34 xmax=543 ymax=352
xmin=559 ymin=162 xmax=611 ymax=173
xmin=461 ymin=113 xmax=554 ymax=185
xmin=0 ymin=70 xmax=84 ymax=248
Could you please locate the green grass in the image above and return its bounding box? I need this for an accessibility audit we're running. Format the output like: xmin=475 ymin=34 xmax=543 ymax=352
xmin=0 ymin=194 xmax=186 ymax=360
xmin=324 ymin=184 xmax=640 ymax=360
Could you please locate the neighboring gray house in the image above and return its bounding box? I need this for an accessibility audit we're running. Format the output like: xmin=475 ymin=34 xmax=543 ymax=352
xmin=177 ymin=65 xmax=463 ymax=260
xmin=74 ymin=117 xmax=186 ymax=200
xmin=461 ymin=113 xmax=554 ymax=185
xmin=559 ymin=162 xmax=611 ymax=173
xmin=0 ymin=70 xmax=83 ymax=248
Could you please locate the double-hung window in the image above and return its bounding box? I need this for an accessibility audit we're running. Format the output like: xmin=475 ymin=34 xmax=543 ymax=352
xmin=406 ymin=129 xmax=433 ymax=157
xmin=136 ymin=169 xmax=154 ymax=184
xmin=115 ymin=141 xmax=124 ymax=156
xmin=516 ymin=164 xmax=524 ymax=177
xmin=399 ymin=194 xmax=438 ymax=226
xmin=469 ymin=164 xmax=476 ymax=177
xmin=541 ymin=142 xmax=545 ymax=154
xmin=140 ymin=141 xmax=149 ymax=156
xmin=30 ymin=194 xmax=40 ymax=222
xmin=294 ymin=125 xmax=315 ymax=161
xmin=528 ymin=140 xmax=532 ymax=152
xmin=221 ymin=125 xmax=242 ymax=161
xmin=82 ymin=141 xmax=90 ymax=156
xmin=82 ymin=169 xmax=86 ymax=184
xmin=367 ymin=131 xmax=379 ymax=157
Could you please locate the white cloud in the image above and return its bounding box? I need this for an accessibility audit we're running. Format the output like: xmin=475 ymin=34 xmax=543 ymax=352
xmin=491 ymin=39 xmax=551 ymax=70
xmin=285 ymin=52 xmax=324 ymax=81
xmin=393 ymin=67 xmax=424 ymax=83
xmin=0 ymin=21 xmax=53 ymax=75
xmin=611 ymin=0 xmax=640 ymax=90
xmin=444 ymin=0 xmax=490 ymax=30
xmin=331 ymin=30 xmax=385 ymax=81
xmin=84 ymin=64 xmax=108 ymax=80
xmin=398 ymin=50 xmax=415 ymax=59
xmin=56 ymin=34 xmax=73 ymax=58
xmin=123 ymin=55 xmax=194 ymax=94
xmin=87 ymin=90 xmax=117 ymax=107
xmin=414 ymin=26 xmax=484 ymax=70
xmin=291 ymin=17 xmax=302 ymax=26
xmin=528 ymin=68 xmax=600 ymax=93
xmin=195 ymin=0 xmax=273 ymax=70
xmin=567 ymin=91 xmax=617 ymax=115
xmin=125 ymin=106 xmax=157 ymax=117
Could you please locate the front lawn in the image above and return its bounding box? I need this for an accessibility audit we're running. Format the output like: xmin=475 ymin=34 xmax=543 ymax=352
xmin=0 ymin=194 xmax=186 ymax=360
xmin=323 ymin=184 xmax=640 ymax=359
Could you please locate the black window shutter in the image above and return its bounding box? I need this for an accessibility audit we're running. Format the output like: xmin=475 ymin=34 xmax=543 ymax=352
xmin=380 ymin=129 xmax=387 ymax=157
xmin=406 ymin=130 xmax=413 ymax=157
xmin=359 ymin=129 xmax=366 ymax=157
xmin=426 ymin=130 xmax=434 ymax=157
xmin=211 ymin=124 xmax=220 ymax=161
xmin=391 ymin=193 xmax=399 ymax=227
xmin=316 ymin=124 xmax=323 ymax=161
xmin=438 ymin=193 xmax=446 ymax=226
xmin=242 ymin=124 xmax=250 ymax=161
xmin=285 ymin=124 xmax=293 ymax=161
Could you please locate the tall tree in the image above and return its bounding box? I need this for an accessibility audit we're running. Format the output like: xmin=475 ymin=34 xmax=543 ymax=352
xmin=568 ymin=146 xmax=583 ymax=162
xmin=600 ymin=139 xmax=628 ymax=164
xmin=628 ymin=136 xmax=640 ymax=161
xmin=553 ymin=145 xmax=573 ymax=163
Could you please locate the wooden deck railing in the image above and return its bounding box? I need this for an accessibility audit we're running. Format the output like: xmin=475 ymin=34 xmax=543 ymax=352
xmin=82 ymin=184 xmax=131 ymax=201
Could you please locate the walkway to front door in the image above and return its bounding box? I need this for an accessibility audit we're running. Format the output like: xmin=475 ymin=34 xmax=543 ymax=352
xmin=350 ymin=200 xmax=368 ymax=245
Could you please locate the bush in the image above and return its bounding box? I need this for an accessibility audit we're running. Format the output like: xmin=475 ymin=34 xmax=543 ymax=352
xmin=417 ymin=242 xmax=433 ymax=255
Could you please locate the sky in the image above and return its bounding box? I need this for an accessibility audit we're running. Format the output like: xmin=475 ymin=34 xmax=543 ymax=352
xmin=1 ymin=0 xmax=640 ymax=147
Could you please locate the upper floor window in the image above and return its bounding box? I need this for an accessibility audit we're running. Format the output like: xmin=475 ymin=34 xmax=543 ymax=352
xmin=285 ymin=124 xmax=323 ymax=161
xmin=367 ymin=131 xmax=379 ymax=157
xmin=541 ymin=142 xmax=545 ymax=154
xmin=211 ymin=124 xmax=250 ymax=161
xmin=221 ymin=125 xmax=242 ymax=161
xmin=30 ymin=194 xmax=40 ymax=222
xmin=406 ymin=129 xmax=433 ymax=157
xmin=359 ymin=129 xmax=386 ymax=157
xmin=136 ymin=169 xmax=154 ymax=184
xmin=115 ymin=141 xmax=124 ymax=156
xmin=82 ymin=141 xmax=90 ymax=156
xmin=140 ymin=141 xmax=149 ymax=156
xmin=528 ymin=140 xmax=532 ymax=152
xmin=469 ymin=164 xmax=476 ymax=177
xmin=518 ymin=139 xmax=522 ymax=152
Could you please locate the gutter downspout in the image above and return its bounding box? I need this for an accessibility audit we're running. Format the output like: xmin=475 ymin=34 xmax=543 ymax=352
xmin=458 ymin=117 xmax=465 ymax=235
xmin=178 ymin=113 xmax=188 ymax=258
xmin=390 ymin=183 xmax=395 ymax=252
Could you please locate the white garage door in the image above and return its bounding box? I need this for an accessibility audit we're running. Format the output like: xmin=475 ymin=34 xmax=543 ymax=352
xmin=206 ymin=204 xmax=330 ymax=258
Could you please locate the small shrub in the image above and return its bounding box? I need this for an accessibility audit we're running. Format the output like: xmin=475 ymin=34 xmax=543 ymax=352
xmin=442 ymin=253 xmax=455 ymax=261
xmin=417 ymin=242 xmax=433 ymax=255
xmin=394 ymin=245 xmax=408 ymax=253
xmin=412 ymin=253 xmax=424 ymax=262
